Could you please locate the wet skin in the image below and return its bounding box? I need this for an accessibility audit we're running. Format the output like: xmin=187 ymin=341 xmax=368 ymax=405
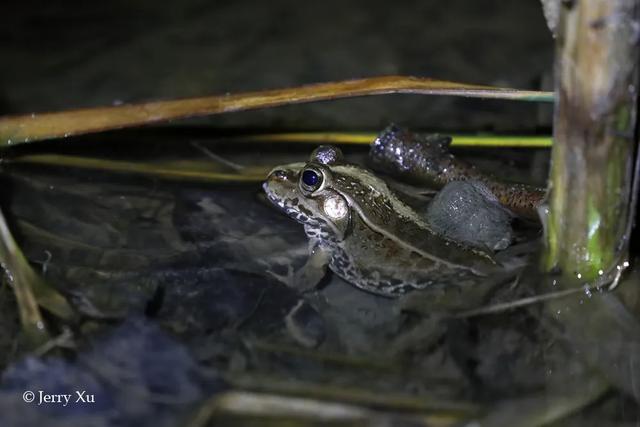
xmin=369 ymin=125 xmax=546 ymax=220
xmin=263 ymin=145 xmax=497 ymax=297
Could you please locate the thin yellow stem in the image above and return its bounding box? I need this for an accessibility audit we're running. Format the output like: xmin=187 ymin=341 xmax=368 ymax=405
xmin=9 ymin=155 xmax=269 ymax=182
xmin=237 ymin=132 xmax=552 ymax=148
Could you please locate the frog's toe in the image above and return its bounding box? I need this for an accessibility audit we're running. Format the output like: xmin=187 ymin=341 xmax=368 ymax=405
xmin=492 ymin=236 xmax=512 ymax=251
xmin=266 ymin=264 xmax=327 ymax=294
xmin=265 ymin=265 xmax=296 ymax=287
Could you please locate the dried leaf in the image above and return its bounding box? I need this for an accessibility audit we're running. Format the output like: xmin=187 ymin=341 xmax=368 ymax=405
xmin=0 ymin=76 xmax=553 ymax=146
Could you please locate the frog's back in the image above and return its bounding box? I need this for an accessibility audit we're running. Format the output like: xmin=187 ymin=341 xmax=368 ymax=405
xmin=329 ymin=214 xmax=487 ymax=296
xmin=330 ymin=165 xmax=497 ymax=275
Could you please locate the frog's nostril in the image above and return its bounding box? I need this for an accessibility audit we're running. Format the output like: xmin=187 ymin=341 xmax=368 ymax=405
xmin=271 ymin=169 xmax=287 ymax=180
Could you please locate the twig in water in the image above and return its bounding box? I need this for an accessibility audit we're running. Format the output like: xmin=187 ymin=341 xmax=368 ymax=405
xmin=190 ymin=141 xmax=245 ymax=172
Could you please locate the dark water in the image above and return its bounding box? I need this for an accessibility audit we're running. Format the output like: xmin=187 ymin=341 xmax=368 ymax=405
xmin=0 ymin=129 xmax=637 ymax=426
xmin=1 ymin=1 xmax=639 ymax=425
xmin=0 ymin=0 xmax=553 ymax=132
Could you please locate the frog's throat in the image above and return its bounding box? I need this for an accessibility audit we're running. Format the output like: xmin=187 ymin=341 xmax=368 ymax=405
xmin=298 ymin=202 xmax=349 ymax=241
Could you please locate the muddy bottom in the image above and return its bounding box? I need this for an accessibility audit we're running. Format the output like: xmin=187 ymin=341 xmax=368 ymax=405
xmin=0 ymin=129 xmax=638 ymax=426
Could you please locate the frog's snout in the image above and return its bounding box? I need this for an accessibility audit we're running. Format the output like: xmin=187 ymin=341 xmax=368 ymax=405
xmin=266 ymin=165 xmax=300 ymax=183
xmin=263 ymin=167 xmax=298 ymax=199
xmin=269 ymin=169 xmax=288 ymax=180
xmin=264 ymin=169 xmax=292 ymax=191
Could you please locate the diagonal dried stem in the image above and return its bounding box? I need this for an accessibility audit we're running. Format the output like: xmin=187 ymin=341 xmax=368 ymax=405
xmin=0 ymin=75 xmax=552 ymax=146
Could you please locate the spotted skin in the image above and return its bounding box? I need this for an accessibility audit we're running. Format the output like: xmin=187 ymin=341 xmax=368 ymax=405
xmin=263 ymin=147 xmax=494 ymax=297
xmin=319 ymin=214 xmax=476 ymax=296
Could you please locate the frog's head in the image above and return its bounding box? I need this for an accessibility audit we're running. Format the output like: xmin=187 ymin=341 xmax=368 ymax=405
xmin=263 ymin=145 xmax=352 ymax=240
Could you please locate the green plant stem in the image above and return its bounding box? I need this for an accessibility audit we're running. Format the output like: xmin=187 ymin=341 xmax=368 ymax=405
xmin=544 ymin=0 xmax=639 ymax=280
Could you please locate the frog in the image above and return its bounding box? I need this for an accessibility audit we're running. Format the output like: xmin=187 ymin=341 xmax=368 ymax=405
xmin=369 ymin=124 xmax=546 ymax=220
xmin=262 ymin=145 xmax=500 ymax=297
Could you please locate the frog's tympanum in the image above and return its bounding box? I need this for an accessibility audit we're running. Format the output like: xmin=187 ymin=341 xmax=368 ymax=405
xmin=263 ymin=145 xmax=498 ymax=297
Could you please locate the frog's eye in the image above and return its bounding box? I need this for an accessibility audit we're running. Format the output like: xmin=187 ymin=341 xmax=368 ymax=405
xmin=300 ymin=168 xmax=323 ymax=193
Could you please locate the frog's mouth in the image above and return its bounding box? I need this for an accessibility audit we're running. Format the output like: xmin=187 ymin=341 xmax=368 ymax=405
xmin=262 ymin=180 xmax=290 ymax=211
xmin=263 ymin=167 xmax=296 ymax=207
xmin=263 ymin=183 xmax=318 ymax=226
xmin=263 ymin=169 xmax=319 ymax=226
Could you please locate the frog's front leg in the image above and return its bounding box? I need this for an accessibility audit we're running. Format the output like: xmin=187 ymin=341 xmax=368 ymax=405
xmin=293 ymin=244 xmax=332 ymax=292
xmin=269 ymin=243 xmax=331 ymax=293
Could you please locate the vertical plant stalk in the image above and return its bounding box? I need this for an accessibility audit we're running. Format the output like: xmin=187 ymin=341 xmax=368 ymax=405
xmin=0 ymin=208 xmax=49 ymax=346
xmin=545 ymin=0 xmax=640 ymax=280
xmin=0 ymin=207 xmax=74 ymax=347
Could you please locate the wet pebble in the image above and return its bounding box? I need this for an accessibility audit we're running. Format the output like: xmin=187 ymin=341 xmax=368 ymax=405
xmin=426 ymin=180 xmax=514 ymax=251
